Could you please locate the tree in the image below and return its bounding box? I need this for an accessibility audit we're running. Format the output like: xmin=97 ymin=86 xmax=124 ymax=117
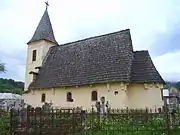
xmin=175 ymin=82 xmax=180 ymax=90
xmin=0 ymin=61 xmax=6 ymax=73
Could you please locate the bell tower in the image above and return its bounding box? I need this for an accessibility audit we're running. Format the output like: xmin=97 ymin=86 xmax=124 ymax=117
xmin=24 ymin=2 xmax=58 ymax=91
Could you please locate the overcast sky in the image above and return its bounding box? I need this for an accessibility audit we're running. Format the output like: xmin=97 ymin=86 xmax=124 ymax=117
xmin=0 ymin=0 xmax=180 ymax=82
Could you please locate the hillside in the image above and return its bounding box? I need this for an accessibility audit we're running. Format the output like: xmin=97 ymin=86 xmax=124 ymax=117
xmin=175 ymin=82 xmax=180 ymax=89
xmin=164 ymin=81 xmax=180 ymax=90
xmin=0 ymin=78 xmax=24 ymax=95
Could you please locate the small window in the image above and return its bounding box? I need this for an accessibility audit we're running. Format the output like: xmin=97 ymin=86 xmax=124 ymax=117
xmin=91 ymin=91 xmax=97 ymax=101
xmin=161 ymin=89 xmax=164 ymax=100
xmin=41 ymin=93 xmax=46 ymax=102
xmin=67 ymin=92 xmax=73 ymax=102
xmin=32 ymin=50 xmax=37 ymax=61
xmin=114 ymin=91 xmax=118 ymax=95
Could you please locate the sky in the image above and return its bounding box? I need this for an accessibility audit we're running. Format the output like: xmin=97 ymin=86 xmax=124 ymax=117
xmin=0 ymin=0 xmax=180 ymax=82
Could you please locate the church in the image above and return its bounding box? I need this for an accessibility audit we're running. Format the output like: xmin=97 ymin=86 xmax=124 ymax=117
xmin=23 ymin=5 xmax=165 ymax=110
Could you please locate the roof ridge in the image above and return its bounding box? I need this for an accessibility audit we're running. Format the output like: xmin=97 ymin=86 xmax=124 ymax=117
xmin=134 ymin=50 xmax=148 ymax=52
xmin=55 ymin=29 xmax=130 ymax=47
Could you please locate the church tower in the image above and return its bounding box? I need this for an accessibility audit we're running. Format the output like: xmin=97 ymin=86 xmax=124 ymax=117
xmin=24 ymin=3 xmax=58 ymax=91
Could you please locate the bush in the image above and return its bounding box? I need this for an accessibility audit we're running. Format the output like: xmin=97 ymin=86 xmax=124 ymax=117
xmin=0 ymin=109 xmax=10 ymax=135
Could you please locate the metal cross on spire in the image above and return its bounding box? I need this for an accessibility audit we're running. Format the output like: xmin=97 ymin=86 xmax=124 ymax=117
xmin=45 ymin=1 xmax=49 ymax=9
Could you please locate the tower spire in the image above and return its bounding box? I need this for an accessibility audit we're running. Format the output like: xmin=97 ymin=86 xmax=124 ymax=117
xmin=27 ymin=1 xmax=57 ymax=44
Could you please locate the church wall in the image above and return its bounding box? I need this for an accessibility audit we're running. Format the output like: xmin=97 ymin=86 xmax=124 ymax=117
xmin=127 ymin=84 xmax=164 ymax=110
xmin=23 ymin=83 xmax=128 ymax=109
xmin=23 ymin=83 xmax=164 ymax=110
xmin=24 ymin=40 xmax=55 ymax=91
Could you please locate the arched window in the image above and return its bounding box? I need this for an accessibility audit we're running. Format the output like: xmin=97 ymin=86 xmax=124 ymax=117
xmin=41 ymin=93 xmax=46 ymax=102
xmin=91 ymin=91 xmax=97 ymax=101
xmin=67 ymin=92 xmax=73 ymax=102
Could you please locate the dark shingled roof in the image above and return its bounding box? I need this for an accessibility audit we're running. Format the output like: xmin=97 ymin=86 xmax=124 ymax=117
xmin=130 ymin=51 xmax=165 ymax=84
xmin=28 ymin=29 xmax=165 ymax=90
xmin=27 ymin=8 xmax=58 ymax=44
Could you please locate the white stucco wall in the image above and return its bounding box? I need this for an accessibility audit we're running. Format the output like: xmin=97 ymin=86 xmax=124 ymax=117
xmin=127 ymin=83 xmax=164 ymax=109
xmin=23 ymin=83 xmax=164 ymax=110
xmin=24 ymin=40 xmax=55 ymax=91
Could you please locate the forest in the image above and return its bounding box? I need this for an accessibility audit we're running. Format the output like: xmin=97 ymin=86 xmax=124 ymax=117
xmin=0 ymin=78 xmax=24 ymax=95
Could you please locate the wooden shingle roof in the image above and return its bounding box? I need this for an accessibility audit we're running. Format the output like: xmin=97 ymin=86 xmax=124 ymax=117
xmin=28 ymin=29 xmax=165 ymax=90
xmin=27 ymin=8 xmax=58 ymax=44
xmin=130 ymin=51 xmax=165 ymax=84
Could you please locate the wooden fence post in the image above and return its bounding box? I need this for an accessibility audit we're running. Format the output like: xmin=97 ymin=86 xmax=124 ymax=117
xmin=26 ymin=107 xmax=30 ymax=135
xmin=10 ymin=108 xmax=13 ymax=135
xmin=72 ymin=108 xmax=75 ymax=134
xmin=164 ymin=97 xmax=170 ymax=135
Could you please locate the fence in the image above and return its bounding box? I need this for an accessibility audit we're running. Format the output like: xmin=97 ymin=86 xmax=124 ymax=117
xmin=9 ymin=107 xmax=180 ymax=135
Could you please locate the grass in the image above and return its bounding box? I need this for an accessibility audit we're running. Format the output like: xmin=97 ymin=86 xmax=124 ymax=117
xmin=76 ymin=113 xmax=180 ymax=135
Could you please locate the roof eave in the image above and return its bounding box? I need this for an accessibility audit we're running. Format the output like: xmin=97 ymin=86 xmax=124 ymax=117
xmin=27 ymin=39 xmax=58 ymax=45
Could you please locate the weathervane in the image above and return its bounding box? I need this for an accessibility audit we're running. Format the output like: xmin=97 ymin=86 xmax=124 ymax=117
xmin=45 ymin=1 xmax=49 ymax=9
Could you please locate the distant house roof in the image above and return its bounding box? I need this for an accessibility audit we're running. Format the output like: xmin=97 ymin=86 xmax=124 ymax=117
xmin=0 ymin=93 xmax=22 ymax=100
xmin=27 ymin=8 xmax=58 ymax=44
xmin=28 ymin=29 xmax=165 ymax=90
